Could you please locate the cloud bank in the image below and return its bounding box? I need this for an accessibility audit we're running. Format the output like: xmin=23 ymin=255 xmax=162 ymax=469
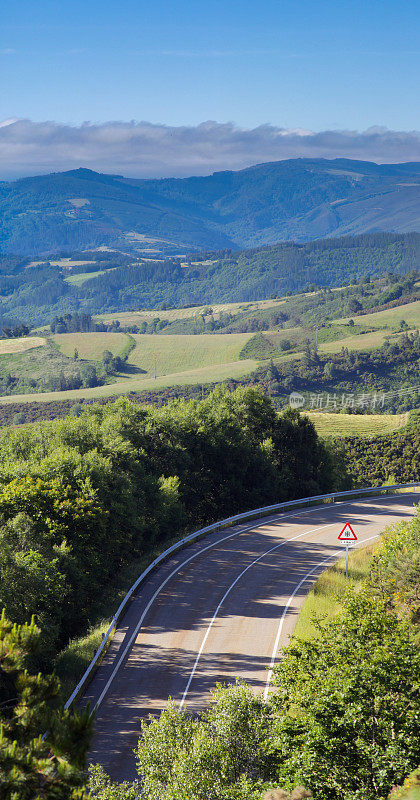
xmin=1 ymin=119 xmax=420 ymax=180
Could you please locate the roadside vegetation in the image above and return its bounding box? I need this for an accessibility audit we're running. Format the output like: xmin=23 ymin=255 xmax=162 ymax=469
xmin=0 ymin=388 xmax=333 ymax=690
xmin=88 ymin=508 xmax=420 ymax=800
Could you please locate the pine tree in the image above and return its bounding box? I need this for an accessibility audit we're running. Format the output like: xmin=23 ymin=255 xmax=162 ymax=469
xmin=0 ymin=609 xmax=93 ymax=799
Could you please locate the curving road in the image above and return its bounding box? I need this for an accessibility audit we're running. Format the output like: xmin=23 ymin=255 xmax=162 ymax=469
xmin=82 ymin=492 xmax=418 ymax=780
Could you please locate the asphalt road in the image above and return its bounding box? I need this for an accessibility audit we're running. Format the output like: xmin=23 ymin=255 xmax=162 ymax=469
xmin=82 ymin=493 xmax=418 ymax=780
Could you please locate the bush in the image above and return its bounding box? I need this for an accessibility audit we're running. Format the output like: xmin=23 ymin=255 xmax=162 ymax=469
xmin=0 ymin=389 xmax=332 ymax=673
xmin=273 ymin=592 xmax=420 ymax=800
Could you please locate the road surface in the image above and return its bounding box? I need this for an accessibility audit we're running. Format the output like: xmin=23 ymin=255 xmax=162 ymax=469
xmin=82 ymin=492 xmax=418 ymax=780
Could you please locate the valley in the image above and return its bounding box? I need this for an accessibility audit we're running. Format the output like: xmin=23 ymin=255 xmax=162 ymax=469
xmin=0 ymin=272 xmax=417 ymax=413
xmin=3 ymin=2 xmax=420 ymax=796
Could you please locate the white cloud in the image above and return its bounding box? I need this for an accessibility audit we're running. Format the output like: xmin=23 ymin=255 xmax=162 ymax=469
xmin=0 ymin=119 xmax=420 ymax=180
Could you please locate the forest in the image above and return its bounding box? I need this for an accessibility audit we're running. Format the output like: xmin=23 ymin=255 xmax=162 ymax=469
xmin=341 ymin=410 xmax=420 ymax=486
xmin=0 ymin=232 xmax=418 ymax=326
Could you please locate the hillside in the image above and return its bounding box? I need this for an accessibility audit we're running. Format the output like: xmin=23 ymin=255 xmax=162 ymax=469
xmin=0 ymin=273 xmax=417 ymax=413
xmin=1 ymin=158 xmax=420 ymax=255
xmin=0 ymin=232 xmax=419 ymax=325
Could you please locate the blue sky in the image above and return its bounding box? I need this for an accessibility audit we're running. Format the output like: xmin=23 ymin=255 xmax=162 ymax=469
xmin=2 ymin=0 xmax=420 ymax=129
xmin=1 ymin=0 xmax=420 ymax=177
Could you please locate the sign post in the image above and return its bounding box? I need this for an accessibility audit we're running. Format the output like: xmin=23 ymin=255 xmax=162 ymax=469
xmin=338 ymin=522 xmax=357 ymax=577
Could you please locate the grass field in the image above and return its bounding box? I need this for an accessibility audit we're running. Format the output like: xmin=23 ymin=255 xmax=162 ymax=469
xmin=126 ymin=332 xmax=254 ymax=377
xmin=0 ymin=358 xmax=258 ymax=404
xmin=335 ymin=299 xmax=420 ymax=329
xmin=318 ymin=328 xmax=391 ymax=354
xmin=307 ymin=411 xmax=409 ymax=438
xmin=53 ymin=332 xmax=130 ymax=360
xmin=65 ymin=269 xmax=112 ymax=286
xmin=0 ymin=336 xmax=46 ymax=354
xmin=95 ymin=298 xmax=285 ymax=325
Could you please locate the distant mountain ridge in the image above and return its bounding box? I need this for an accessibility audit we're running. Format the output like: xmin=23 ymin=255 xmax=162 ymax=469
xmin=1 ymin=158 xmax=420 ymax=255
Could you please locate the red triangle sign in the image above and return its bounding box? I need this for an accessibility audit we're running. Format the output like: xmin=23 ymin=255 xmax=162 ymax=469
xmin=338 ymin=522 xmax=357 ymax=541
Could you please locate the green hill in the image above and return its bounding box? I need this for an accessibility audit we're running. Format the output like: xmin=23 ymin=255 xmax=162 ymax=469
xmin=1 ymin=158 xmax=420 ymax=255
xmin=1 ymin=232 xmax=419 ymax=325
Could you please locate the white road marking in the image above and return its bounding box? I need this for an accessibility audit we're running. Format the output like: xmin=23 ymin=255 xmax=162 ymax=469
xmin=91 ymin=495 xmax=416 ymax=710
xmin=262 ymin=532 xmax=379 ymax=700
xmin=178 ymin=521 xmax=337 ymax=708
xmin=93 ymin=525 xmax=253 ymax=709
xmin=93 ymin=509 xmax=338 ymax=710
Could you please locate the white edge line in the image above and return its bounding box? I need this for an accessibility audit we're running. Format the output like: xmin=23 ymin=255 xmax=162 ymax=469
xmin=178 ymin=522 xmax=337 ymax=708
xmin=92 ymin=510 xmax=338 ymax=709
xmin=90 ymin=495 xmax=417 ymax=711
xmin=263 ymin=532 xmax=380 ymax=700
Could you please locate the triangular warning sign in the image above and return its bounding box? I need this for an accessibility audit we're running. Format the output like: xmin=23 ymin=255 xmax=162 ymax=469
xmin=338 ymin=522 xmax=357 ymax=541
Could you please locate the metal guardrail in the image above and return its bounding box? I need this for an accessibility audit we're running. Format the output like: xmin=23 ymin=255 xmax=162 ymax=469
xmin=65 ymin=481 xmax=420 ymax=709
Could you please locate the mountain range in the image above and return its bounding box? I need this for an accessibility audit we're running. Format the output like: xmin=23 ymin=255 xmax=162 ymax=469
xmin=1 ymin=158 xmax=420 ymax=255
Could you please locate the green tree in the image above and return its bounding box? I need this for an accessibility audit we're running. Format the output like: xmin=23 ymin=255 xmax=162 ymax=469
xmin=349 ymin=297 xmax=362 ymax=313
xmin=70 ymin=402 xmax=83 ymax=418
xmin=134 ymin=682 xmax=276 ymax=800
xmin=88 ymin=764 xmax=140 ymax=799
xmin=0 ymin=610 xmax=92 ymax=799
xmin=323 ymin=360 xmax=334 ymax=379
xmin=272 ymin=593 xmax=420 ymax=800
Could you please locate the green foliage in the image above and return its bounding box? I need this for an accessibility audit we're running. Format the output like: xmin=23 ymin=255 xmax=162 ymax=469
xmin=240 ymin=333 xmax=277 ymax=359
xmin=342 ymin=412 xmax=420 ymax=486
xmin=134 ymin=683 xmax=275 ymax=800
xmin=262 ymin=790 xmax=312 ymax=800
xmin=0 ymin=389 xmax=332 ymax=679
xmin=88 ymin=764 xmax=140 ymax=800
xmin=368 ymin=510 xmax=420 ymax=622
xmin=0 ymin=609 xmax=92 ymax=799
xmin=272 ymin=592 xmax=420 ymax=800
